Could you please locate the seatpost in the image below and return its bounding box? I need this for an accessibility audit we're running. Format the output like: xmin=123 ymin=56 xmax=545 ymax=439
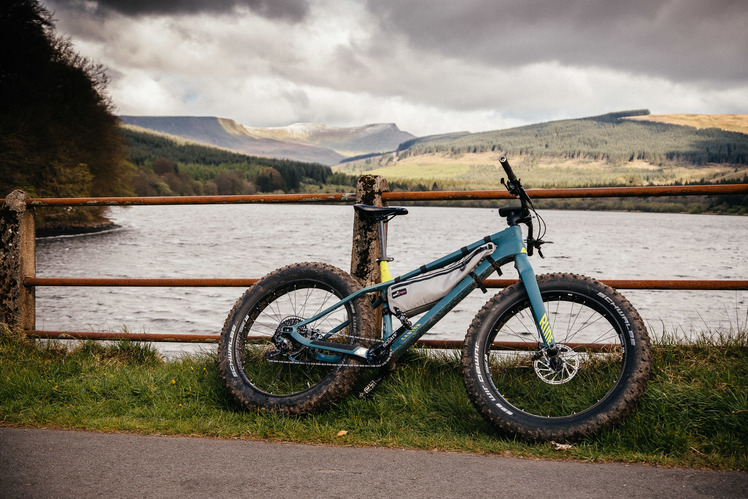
xmin=376 ymin=218 xmax=391 ymax=263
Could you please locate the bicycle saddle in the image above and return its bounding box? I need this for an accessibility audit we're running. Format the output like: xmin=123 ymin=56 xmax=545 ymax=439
xmin=353 ymin=204 xmax=408 ymax=218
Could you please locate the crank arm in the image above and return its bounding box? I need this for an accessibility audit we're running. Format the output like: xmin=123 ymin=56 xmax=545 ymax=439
xmin=309 ymin=339 xmax=369 ymax=358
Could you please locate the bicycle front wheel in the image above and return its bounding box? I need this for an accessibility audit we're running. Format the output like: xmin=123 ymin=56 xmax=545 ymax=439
xmin=461 ymin=273 xmax=651 ymax=441
xmin=218 ymin=262 xmax=375 ymax=414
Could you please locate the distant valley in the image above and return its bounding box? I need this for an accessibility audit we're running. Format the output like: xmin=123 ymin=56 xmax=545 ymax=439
xmin=119 ymin=116 xmax=415 ymax=165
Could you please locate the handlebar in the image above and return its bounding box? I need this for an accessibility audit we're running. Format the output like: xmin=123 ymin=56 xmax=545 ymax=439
xmin=498 ymin=156 xmax=547 ymax=257
xmin=499 ymin=155 xmax=518 ymax=184
xmin=499 ymin=156 xmax=530 ymax=216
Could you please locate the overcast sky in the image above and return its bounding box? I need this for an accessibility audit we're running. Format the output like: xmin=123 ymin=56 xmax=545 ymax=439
xmin=43 ymin=0 xmax=748 ymax=136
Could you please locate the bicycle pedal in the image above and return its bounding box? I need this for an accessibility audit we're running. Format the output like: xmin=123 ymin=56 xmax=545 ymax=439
xmin=358 ymin=376 xmax=383 ymax=399
xmin=358 ymin=362 xmax=397 ymax=398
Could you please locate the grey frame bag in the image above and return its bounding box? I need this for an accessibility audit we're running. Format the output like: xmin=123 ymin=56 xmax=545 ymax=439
xmin=387 ymin=243 xmax=496 ymax=317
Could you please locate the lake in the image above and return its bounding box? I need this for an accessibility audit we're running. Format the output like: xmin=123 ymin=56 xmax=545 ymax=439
xmin=35 ymin=204 xmax=747 ymax=354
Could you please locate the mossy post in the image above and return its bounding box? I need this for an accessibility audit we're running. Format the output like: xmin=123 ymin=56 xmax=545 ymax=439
xmin=1 ymin=190 xmax=36 ymax=330
xmin=350 ymin=175 xmax=389 ymax=287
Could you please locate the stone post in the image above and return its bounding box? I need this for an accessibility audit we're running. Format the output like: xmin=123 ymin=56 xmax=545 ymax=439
xmin=1 ymin=190 xmax=36 ymax=330
xmin=350 ymin=175 xmax=389 ymax=287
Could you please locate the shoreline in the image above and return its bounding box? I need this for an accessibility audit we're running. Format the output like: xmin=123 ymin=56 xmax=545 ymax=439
xmin=36 ymin=220 xmax=119 ymax=238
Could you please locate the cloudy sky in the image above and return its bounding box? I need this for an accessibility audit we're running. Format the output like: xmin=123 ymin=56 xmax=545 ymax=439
xmin=43 ymin=0 xmax=748 ymax=136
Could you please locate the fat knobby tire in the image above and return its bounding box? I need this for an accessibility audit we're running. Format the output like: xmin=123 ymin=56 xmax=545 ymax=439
xmin=461 ymin=273 xmax=651 ymax=441
xmin=218 ymin=262 xmax=375 ymax=414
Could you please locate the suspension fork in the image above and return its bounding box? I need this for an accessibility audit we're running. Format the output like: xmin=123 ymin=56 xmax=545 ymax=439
xmin=514 ymin=251 xmax=556 ymax=349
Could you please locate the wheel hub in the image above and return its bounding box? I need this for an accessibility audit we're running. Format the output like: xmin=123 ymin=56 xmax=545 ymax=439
xmin=270 ymin=316 xmax=307 ymax=356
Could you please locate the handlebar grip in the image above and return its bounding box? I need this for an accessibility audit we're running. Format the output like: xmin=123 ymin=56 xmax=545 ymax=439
xmin=499 ymin=156 xmax=518 ymax=182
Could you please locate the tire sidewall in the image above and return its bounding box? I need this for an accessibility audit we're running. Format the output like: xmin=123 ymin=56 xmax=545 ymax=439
xmin=218 ymin=262 xmax=373 ymax=413
xmin=463 ymin=273 xmax=650 ymax=440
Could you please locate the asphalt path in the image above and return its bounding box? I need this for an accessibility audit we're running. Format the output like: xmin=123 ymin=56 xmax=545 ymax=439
xmin=1 ymin=426 xmax=746 ymax=498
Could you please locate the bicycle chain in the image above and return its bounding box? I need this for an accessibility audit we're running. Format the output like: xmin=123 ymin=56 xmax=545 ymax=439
xmin=267 ymin=358 xmax=387 ymax=368
xmin=266 ymin=333 xmax=389 ymax=368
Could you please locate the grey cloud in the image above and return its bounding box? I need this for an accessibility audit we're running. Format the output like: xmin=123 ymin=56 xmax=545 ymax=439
xmin=55 ymin=0 xmax=309 ymax=21
xmin=368 ymin=0 xmax=748 ymax=85
xmin=40 ymin=0 xmax=748 ymax=133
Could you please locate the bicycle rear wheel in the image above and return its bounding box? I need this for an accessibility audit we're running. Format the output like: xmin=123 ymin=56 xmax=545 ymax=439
xmin=461 ymin=273 xmax=651 ymax=441
xmin=218 ymin=262 xmax=375 ymax=414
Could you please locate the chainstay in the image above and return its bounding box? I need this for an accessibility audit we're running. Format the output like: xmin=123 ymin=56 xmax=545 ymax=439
xmin=265 ymin=333 xmax=389 ymax=368
xmin=267 ymin=358 xmax=386 ymax=368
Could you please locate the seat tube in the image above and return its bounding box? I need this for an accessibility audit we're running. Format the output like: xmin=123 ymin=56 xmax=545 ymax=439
xmin=379 ymin=260 xmax=393 ymax=283
xmin=377 ymin=219 xmax=394 ymax=282
xmin=514 ymin=252 xmax=556 ymax=348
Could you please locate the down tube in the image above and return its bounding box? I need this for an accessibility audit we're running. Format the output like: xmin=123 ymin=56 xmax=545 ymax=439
xmin=514 ymin=252 xmax=556 ymax=348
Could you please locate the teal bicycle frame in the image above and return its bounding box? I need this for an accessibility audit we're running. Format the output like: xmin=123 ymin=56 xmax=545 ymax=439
xmin=280 ymin=223 xmax=556 ymax=363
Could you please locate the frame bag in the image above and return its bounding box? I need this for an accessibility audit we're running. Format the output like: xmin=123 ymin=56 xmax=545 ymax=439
xmin=387 ymin=243 xmax=496 ymax=317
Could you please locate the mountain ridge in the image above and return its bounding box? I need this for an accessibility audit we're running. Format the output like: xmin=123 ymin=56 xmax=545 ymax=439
xmin=118 ymin=116 xmax=415 ymax=165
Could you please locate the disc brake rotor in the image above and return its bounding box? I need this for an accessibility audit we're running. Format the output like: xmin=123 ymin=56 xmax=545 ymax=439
xmin=533 ymin=344 xmax=580 ymax=385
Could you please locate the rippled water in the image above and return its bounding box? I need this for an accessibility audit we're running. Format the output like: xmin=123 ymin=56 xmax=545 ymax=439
xmin=36 ymin=205 xmax=747 ymax=350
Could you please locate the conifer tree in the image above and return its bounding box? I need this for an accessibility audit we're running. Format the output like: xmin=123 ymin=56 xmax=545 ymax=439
xmin=0 ymin=0 xmax=134 ymax=228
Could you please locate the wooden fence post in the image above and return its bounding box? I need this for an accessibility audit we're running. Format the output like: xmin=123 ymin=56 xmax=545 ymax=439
xmin=1 ymin=190 xmax=36 ymax=330
xmin=350 ymin=175 xmax=389 ymax=287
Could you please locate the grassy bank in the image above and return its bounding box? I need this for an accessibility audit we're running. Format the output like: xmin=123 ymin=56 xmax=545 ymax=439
xmin=0 ymin=324 xmax=745 ymax=470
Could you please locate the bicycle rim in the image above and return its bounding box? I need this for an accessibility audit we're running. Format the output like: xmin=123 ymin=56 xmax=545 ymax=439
xmin=485 ymin=291 xmax=627 ymax=418
xmin=236 ymin=281 xmax=357 ymax=397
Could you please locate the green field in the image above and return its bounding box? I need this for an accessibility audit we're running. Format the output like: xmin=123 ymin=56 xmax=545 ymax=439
xmin=344 ymin=152 xmax=747 ymax=190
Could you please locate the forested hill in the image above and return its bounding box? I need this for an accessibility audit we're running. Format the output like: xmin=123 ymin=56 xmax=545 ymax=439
xmin=123 ymin=125 xmax=299 ymax=167
xmin=396 ymin=110 xmax=748 ymax=166
xmin=121 ymin=126 xmax=355 ymax=196
xmin=120 ymin=116 xmax=345 ymax=165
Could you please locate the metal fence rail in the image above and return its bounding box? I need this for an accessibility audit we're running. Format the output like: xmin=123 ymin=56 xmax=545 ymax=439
xmin=24 ymin=277 xmax=748 ymax=290
xmin=14 ymin=183 xmax=747 ymax=206
xmin=2 ymin=181 xmax=746 ymax=345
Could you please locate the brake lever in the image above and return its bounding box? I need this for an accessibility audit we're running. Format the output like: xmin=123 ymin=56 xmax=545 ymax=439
xmin=527 ymin=238 xmax=552 ymax=259
xmin=501 ymin=177 xmax=522 ymax=197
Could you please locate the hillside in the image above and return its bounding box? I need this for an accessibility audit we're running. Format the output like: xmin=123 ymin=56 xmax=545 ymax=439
xmin=118 ymin=116 xmax=745 ymax=214
xmin=119 ymin=116 xmax=343 ymax=165
xmin=623 ymin=113 xmax=748 ymax=135
xmin=119 ymin=116 xmax=415 ymax=165
xmin=336 ymin=110 xmax=748 ymax=189
xmin=120 ymin=126 xmax=356 ymax=197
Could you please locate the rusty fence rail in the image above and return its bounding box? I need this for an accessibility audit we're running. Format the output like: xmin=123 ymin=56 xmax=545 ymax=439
xmin=15 ymin=182 xmax=748 ymax=206
xmin=2 ymin=180 xmax=747 ymax=347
